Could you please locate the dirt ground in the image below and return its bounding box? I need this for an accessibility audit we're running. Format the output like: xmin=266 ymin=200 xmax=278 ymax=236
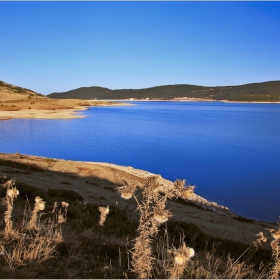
xmin=0 ymin=152 xmax=276 ymax=248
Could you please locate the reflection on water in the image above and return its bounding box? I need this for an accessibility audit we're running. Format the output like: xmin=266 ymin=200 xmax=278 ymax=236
xmin=1 ymin=101 xmax=280 ymax=222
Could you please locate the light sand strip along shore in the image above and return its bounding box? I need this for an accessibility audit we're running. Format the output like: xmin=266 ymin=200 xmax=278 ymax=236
xmin=0 ymin=102 xmax=130 ymax=121
xmin=0 ymin=108 xmax=86 ymax=120
xmin=0 ymin=89 xmax=130 ymax=121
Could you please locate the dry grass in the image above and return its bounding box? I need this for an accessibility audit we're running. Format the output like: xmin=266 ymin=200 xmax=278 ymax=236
xmin=117 ymin=176 xmax=279 ymax=279
xmin=117 ymin=177 xmax=196 ymax=278
xmin=0 ymin=175 xmax=278 ymax=279
xmin=267 ymin=225 xmax=280 ymax=278
xmin=0 ymin=178 xmax=67 ymax=269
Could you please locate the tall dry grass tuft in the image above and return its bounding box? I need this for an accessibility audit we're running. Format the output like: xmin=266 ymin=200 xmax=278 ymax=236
xmin=268 ymin=224 xmax=280 ymax=279
xmin=2 ymin=179 xmax=19 ymax=238
xmin=0 ymin=180 xmax=69 ymax=269
xmin=118 ymin=176 xmax=195 ymax=278
xmin=219 ymin=254 xmax=254 ymax=279
xmin=3 ymin=221 xmax=60 ymax=268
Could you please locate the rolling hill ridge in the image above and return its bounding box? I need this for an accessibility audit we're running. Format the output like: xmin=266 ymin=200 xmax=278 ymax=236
xmin=48 ymin=81 xmax=280 ymax=102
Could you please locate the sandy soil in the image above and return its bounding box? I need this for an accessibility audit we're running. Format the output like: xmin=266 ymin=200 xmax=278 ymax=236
xmin=0 ymin=152 xmax=276 ymax=248
xmin=0 ymin=89 xmax=128 ymax=120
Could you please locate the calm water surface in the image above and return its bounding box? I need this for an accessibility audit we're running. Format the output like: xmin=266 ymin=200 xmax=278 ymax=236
xmin=0 ymin=101 xmax=280 ymax=222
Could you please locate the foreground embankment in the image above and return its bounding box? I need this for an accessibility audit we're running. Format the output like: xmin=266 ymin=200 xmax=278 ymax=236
xmin=0 ymin=152 xmax=276 ymax=247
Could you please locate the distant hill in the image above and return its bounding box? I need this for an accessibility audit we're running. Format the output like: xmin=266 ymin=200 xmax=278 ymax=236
xmin=0 ymin=80 xmax=41 ymax=96
xmin=48 ymin=81 xmax=280 ymax=102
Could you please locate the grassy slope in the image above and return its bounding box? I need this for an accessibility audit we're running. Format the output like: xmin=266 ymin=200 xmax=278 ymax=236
xmin=48 ymin=81 xmax=280 ymax=102
xmin=0 ymin=80 xmax=120 ymax=118
xmin=0 ymin=153 xmax=277 ymax=278
xmin=0 ymin=80 xmax=41 ymax=96
xmin=0 ymin=153 xmax=277 ymax=275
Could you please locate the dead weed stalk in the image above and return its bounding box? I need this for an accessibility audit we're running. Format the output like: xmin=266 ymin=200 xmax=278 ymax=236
xmin=0 ymin=179 xmax=68 ymax=269
xmin=118 ymin=177 xmax=195 ymax=278
xmin=268 ymin=224 xmax=280 ymax=279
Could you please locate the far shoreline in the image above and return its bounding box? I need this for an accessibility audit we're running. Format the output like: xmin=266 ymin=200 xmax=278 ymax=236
xmin=90 ymin=98 xmax=280 ymax=104
xmin=2 ymin=98 xmax=279 ymax=121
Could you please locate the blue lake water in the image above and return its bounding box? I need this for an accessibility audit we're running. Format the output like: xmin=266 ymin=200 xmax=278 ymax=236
xmin=0 ymin=101 xmax=280 ymax=223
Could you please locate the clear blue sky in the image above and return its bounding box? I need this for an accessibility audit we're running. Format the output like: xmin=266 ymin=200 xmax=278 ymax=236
xmin=1 ymin=1 xmax=280 ymax=95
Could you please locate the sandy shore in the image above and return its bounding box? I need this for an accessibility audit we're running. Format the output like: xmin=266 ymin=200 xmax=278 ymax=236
xmin=0 ymin=108 xmax=87 ymax=120
xmin=0 ymin=89 xmax=129 ymax=121
xmin=0 ymin=102 xmax=130 ymax=121
xmin=0 ymin=152 xmax=276 ymax=246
